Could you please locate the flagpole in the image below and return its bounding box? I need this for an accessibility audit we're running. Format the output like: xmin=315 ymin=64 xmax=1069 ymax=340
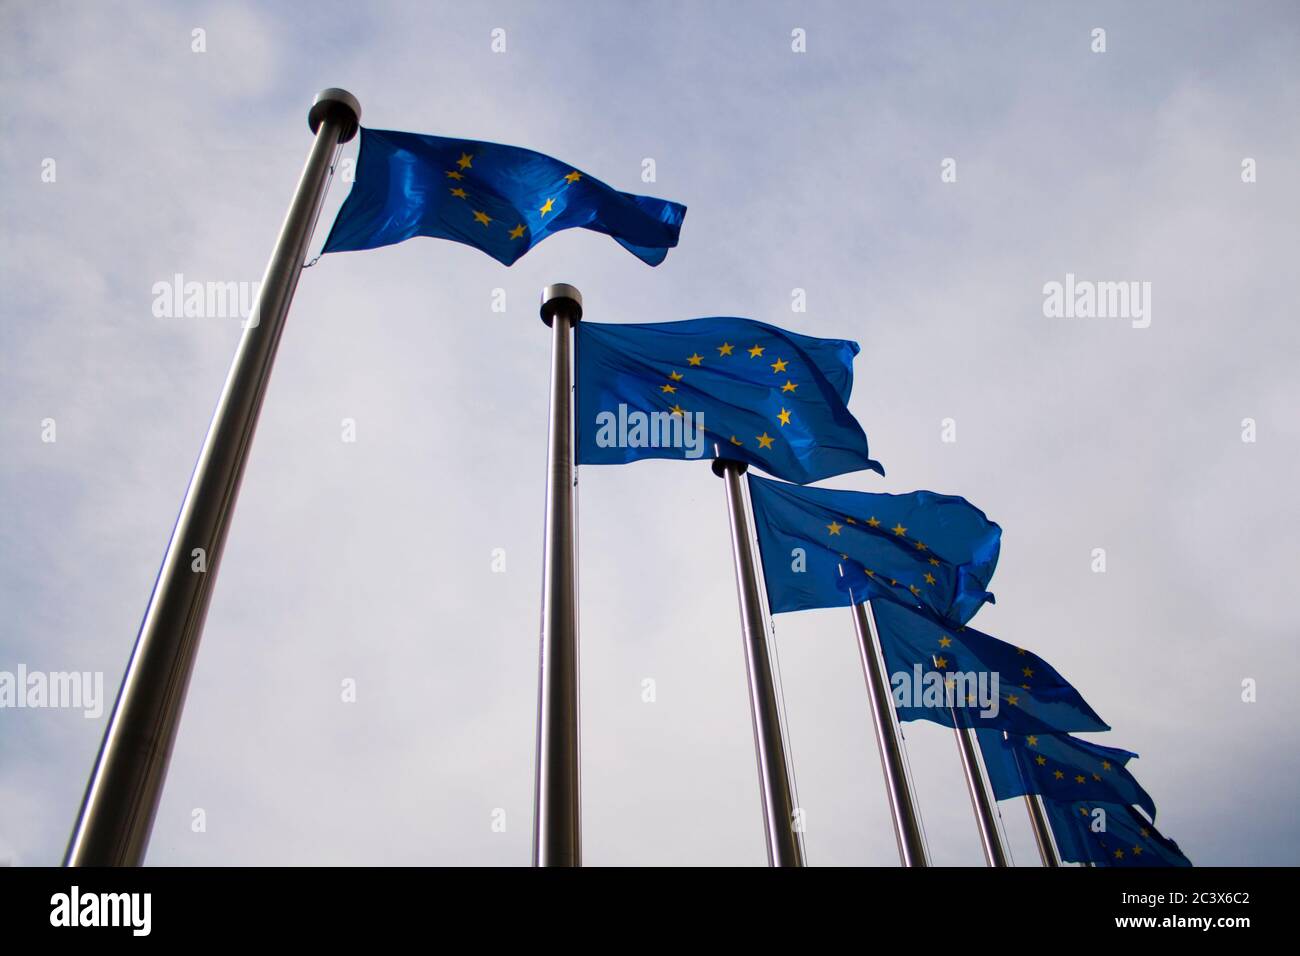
xmin=713 ymin=459 xmax=804 ymax=866
xmin=1025 ymin=793 xmax=1062 ymax=867
xmin=949 ymin=712 xmax=1009 ymax=866
xmin=849 ymin=599 xmax=929 ymax=866
xmin=533 ymin=283 xmax=583 ymax=867
xmin=63 ymin=89 xmax=361 ymax=867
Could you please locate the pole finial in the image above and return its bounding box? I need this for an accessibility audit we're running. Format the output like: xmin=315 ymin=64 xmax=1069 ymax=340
xmin=540 ymin=283 xmax=583 ymax=327
xmin=309 ymin=88 xmax=362 ymax=142
xmin=711 ymin=453 xmax=748 ymax=478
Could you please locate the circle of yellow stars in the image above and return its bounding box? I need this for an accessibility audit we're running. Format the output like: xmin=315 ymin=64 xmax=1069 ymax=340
xmin=444 ymin=152 xmax=584 ymax=243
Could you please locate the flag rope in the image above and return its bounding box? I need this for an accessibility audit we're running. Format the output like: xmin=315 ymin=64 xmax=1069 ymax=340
xmin=302 ymin=140 xmax=347 ymax=269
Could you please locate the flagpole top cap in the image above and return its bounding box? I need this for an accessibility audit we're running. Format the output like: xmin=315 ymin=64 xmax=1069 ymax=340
xmin=540 ymin=284 xmax=583 ymax=326
xmin=711 ymin=456 xmax=748 ymax=478
xmin=309 ymin=88 xmax=362 ymax=142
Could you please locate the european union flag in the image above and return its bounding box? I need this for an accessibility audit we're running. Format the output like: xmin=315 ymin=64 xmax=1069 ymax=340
xmin=748 ymin=474 xmax=1000 ymax=624
xmin=871 ymin=599 xmax=1109 ymax=735
xmin=977 ymin=731 xmax=1158 ymax=820
xmin=575 ymin=318 xmax=883 ymax=484
xmin=322 ymin=128 xmax=686 ymax=266
xmin=1043 ymin=799 xmax=1192 ymax=867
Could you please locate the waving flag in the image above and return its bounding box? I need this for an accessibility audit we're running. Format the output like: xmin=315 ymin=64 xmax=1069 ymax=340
xmin=749 ymin=474 xmax=999 ymax=624
xmin=575 ymin=317 xmax=883 ymax=483
xmin=978 ymin=731 xmax=1158 ymax=820
xmin=323 ymin=128 xmax=686 ymax=265
xmin=1044 ymin=800 xmax=1191 ymax=867
xmin=870 ymin=599 xmax=1108 ymax=734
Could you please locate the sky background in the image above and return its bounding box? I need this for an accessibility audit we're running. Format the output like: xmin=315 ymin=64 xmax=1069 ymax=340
xmin=2 ymin=0 xmax=1298 ymax=866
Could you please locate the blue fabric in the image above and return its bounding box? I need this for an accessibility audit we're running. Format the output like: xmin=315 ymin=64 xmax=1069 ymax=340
xmin=575 ymin=317 xmax=882 ymax=483
xmin=1044 ymin=799 xmax=1192 ymax=867
xmin=978 ymin=731 xmax=1159 ymax=820
xmin=323 ymin=128 xmax=685 ymax=265
xmin=872 ymin=599 xmax=1109 ymax=734
xmin=749 ymin=475 xmax=1000 ymax=624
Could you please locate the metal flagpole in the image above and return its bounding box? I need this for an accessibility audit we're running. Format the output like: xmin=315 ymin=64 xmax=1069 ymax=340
xmin=1025 ymin=793 xmax=1062 ymax=867
xmin=533 ymin=284 xmax=583 ymax=867
xmin=949 ymin=711 xmax=1009 ymax=866
xmin=713 ymin=459 xmax=804 ymax=866
xmin=849 ymin=598 xmax=929 ymax=866
xmin=64 ymin=89 xmax=361 ymax=868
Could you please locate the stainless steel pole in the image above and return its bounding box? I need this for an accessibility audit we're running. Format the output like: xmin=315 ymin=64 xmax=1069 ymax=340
xmin=64 ymin=89 xmax=361 ymax=867
xmin=950 ymin=716 xmax=1009 ymax=866
xmin=533 ymin=284 xmax=583 ymax=867
xmin=1025 ymin=793 xmax=1062 ymax=867
xmin=850 ymin=600 xmax=929 ymax=866
xmin=714 ymin=460 xmax=804 ymax=867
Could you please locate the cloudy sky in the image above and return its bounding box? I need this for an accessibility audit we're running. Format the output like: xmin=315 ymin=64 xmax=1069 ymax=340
xmin=2 ymin=0 xmax=1297 ymax=866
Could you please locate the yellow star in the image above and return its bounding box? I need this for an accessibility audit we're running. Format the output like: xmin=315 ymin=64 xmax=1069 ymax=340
xmin=781 ymin=380 xmax=797 ymax=393
xmin=1021 ymin=683 xmax=1030 ymax=690
xmin=1016 ymin=648 xmax=1027 ymax=655
xmin=669 ymin=371 xmax=684 ymax=381
xmin=730 ymin=435 xmax=742 ymax=446
xmin=914 ymin=541 xmax=927 ymax=551
xmin=924 ymin=573 xmax=936 ymax=585
xmin=937 ymin=636 xmax=952 ymax=648
xmin=1139 ymin=827 xmax=1149 ymax=838
xmin=509 ymin=224 xmax=526 ymax=239
xmin=1092 ymin=773 xmax=1102 ymax=781
xmin=1102 ymin=761 xmax=1112 ymax=771
xmin=564 ymin=170 xmax=582 ymax=183
xmin=1027 ymin=735 xmax=1039 ymax=747
xmin=540 ymin=197 xmax=555 ymax=216
xmin=687 ymin=353 xmax=703 ymax=366
xmin=1007 ymin=694 xmax=1020 ymax=706
xmin=1054 ymin=770 xmax=1065 ymax=780
xmin=669 ymin=404 xmax=685 ymax=416
xmin=845 ymin=517 xmax=855 ymax=524
xmin=1036 ymin=755 xmax=1047 ymax=766
xmin=934 ymin=656 xmax=948 ymax=669
xmin=929 ymin=557 xmax=940 ymax=566
xmin=1132 ymin=846 xmax=1143 ymax=856
xmin=770 ymin=358 xmax=788 ymax=373
xmin=1022 ymin=667 xmax=1034 ymax=678
xmin=777 ymin=408 xmax=792 ymax=426
xmin=748 ymin=344 xmax=764 ymax=358
xmin=864 ymin=569 xmax=875 ymax=577
xmin=717 ymin=342 xmax=734 ymax=356
xmin=445 ymin=170 xmax=464 ymax=180
xmin=660 ymin=383 xmax=677 ymax=394
xmin=1075 ymin=775 xmax=1086 ymax=784
xmin=908 ymin=584 xmax=921 ymax=595
xmin=449 ymin=187 xmax=468 ymax=199
xmin=757 ymin=432 xmax=774 ymax=449
xmin=827 ymin=521 xmax=842 ymax=536
xmin=457 ymin=152 xmax=473 ymax=169
xmin=473 ymin=210 xmax=492 ymax=227
xmin=1114 ymin=849 xmax=1124 ymax=859
xmin=892 ymin=523 xmax=907 ymax=537
xmin=867 ymin=517 xmax=881 ymax=528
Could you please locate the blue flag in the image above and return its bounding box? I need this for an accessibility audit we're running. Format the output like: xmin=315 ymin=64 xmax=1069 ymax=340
xmin=1044 ymin=800 xmax=1192 ymax=867
xmin=871 ymin=599 xmax=1109 ymax=735
xmin=575 ymin=318 xmax=883 ymax=483
xmin=748 ymin=474 xmax=1000 ymax=624
xmin=977 ymin=731 xmax=1158 ymax=820
xmin=322 ymin=128 xmax=686 ymax=266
